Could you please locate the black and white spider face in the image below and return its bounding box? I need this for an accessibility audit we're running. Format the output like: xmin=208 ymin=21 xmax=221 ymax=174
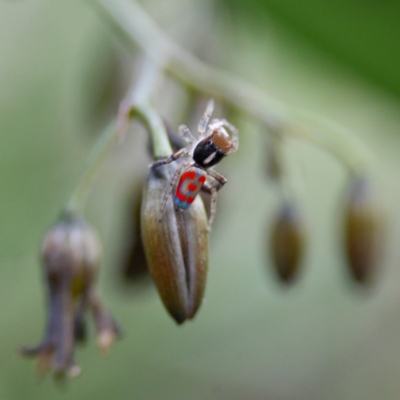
xmin=151 ymin=100 xmax=239 ymax=171
xmin=193 ymin=128 xmax=233 ymax=168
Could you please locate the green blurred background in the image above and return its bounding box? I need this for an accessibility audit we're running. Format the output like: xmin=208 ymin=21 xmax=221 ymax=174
xmin=1 ymin=0 xmax=400 ymax=399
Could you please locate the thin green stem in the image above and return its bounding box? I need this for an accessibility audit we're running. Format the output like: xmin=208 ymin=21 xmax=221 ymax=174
xmin=131 ymin=103 xmax=172 ymax=159
xmin=67 ymin=57 xmax=170 ymax=213
xmin=67 ymin=121 xmax=117 ymax=213
xmin=121 ymin=57 xmax=172 ymax=158
xmin=91 ymin=0 xmax=371 ymax=173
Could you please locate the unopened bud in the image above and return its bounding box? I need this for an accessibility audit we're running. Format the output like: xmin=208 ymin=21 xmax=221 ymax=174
xmin=141 ymin=167 xmax=209 ymax=324
xmin=21 ymin=212 xmax=120 ymax=378
xmin=344 ymin=175 xmax=382 ymax=284
xmin=270 ymin=202 xmax=305 ymax=284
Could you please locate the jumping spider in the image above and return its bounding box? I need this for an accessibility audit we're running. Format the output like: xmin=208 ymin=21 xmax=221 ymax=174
xmin=150 ymin=100 xmax=239 ymax=230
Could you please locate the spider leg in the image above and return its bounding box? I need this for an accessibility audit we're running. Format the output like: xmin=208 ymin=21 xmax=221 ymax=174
xmin=204 ymin=169 xmax=228 ymax=231
xmin=150 ymin=147 xmax=189 ymax=168
xmin=198 ymin=99 xmax=215 ymax=138
xmin=160 ymin=160 xmax=193 ymax=219
xmin=209 ymin=118 xmax=239 ymax=154
xmin=207 ymin=168 xmax=228 ymax=189
xmin=179 ymin=124 xmax=196 ymax=145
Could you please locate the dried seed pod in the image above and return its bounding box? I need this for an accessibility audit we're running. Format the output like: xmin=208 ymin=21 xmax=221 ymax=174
xmin=344 ymin=175 xmax=381 ymax=284
xmin=141 ymin=167 xmax=209 ymax=324
xmin=21 ymin=212 xmax=120 ymax=378
xmin=270 ymin=202 xmax=305 ymax=284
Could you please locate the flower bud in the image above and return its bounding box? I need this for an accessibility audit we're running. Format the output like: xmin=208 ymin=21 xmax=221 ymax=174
xmin=270 ymin=202 xmax=305 ymax=284
xmin=21 ymin=212 xmax=120 ymax=378
xmin=344 ymin=175 xmax=382 ymax=284
xmin=119 ymin=187 xmax=149 ymax=285
xmin=141 ymin=167 xmax=209 ymax=324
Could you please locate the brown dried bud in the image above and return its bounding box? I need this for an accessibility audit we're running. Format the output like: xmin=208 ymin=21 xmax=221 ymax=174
xmin=270 ymin=202 xmax=305 ymax=284
xmin=141 ymin=167 xmax=209 ymax=324
xmin=21 ymin=212 xmax=120 ymax=378
xmin=119 ymin=187 xmax=149 ymax=285
xmin=344 ymin=175 xmax=382 ymax=284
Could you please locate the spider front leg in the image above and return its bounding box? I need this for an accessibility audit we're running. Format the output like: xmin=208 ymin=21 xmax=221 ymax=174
xmin=179 ymin=125 xmax=196 ymax=145
xmin=150 ymin=147 xmax=189 ymax=168
xmin=198 ymin=99 xmax=215 ymax=138
xmin=204 ymin=169 xmax=228 ymax=231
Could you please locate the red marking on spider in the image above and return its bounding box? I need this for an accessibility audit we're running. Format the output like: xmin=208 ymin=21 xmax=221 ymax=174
xmin=175 ymin=169 xmax=206 ymax=206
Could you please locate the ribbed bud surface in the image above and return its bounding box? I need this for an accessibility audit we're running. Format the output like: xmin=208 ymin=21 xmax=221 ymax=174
xmin=141 ymin=167 xmax=209 ymax=324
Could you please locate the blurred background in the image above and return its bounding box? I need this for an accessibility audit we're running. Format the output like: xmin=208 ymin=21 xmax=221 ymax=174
xmin=1 ymin=0 xmax=400 ymax=399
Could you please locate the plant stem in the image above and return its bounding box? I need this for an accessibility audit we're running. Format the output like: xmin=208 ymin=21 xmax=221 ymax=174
xmin=67 ymin=121 xmax=117 ymax=213
xmin=131 ymin=103 xmax=172 ymax=159
xmin=121 ymin=57 xmax=172 ymax=159
xmin=67 ymin=57 xmax=170 ymax=213
xmin=91 ymin=0 xmax=371 ymax=173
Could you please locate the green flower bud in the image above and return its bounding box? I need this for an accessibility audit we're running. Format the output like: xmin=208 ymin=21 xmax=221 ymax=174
xmin=344 ymin=175 xmax=382 ymax=284
xmin=270 ymin=202 xmax=305 ymax=284
xmin=141 ymin=167 xmax=209 ymax=324
xmin=21 ymin=212 xmax=120 ymax=378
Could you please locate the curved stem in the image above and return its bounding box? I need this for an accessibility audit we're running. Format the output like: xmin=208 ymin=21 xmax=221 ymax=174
xmin=290 ymin=111 xmax=374 ymax=173
xmin=91 ymin=0 xmax=371 ymax=173
xmin=67 ymin=121 xmax=117 ymax=213
xmin=131 ymin=103 xmax=172 ymax=159
xmin=67 ymin=57 xmax=170 ymax=213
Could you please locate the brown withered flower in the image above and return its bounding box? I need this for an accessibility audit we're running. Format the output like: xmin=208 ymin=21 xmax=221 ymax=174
xmin=344 ymin=175 xmax=382 ymax=284
xmin=141 ymin=165 xmax=209 ymax=324
xmin=20 ymin=212 xmax=120 ymax=378
xmin=270 ymin=201 xmax=306 ymax=285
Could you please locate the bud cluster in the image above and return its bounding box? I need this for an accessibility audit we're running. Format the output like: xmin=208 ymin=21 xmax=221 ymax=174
xmin=265 ymin=134 xmax=382 ymax=286
xmin=20 ymin=91 xmax=384 ymax=383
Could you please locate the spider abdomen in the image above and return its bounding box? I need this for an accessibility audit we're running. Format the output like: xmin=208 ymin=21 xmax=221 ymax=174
xmin=174 ymin=167 xmax=207 ymax=210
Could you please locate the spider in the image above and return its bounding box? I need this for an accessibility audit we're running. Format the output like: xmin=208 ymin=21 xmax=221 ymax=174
xmin=150 ymin=99 xmax=239 ymax=231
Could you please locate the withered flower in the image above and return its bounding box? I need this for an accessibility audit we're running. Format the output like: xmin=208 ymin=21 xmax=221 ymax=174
xmin=141 ymin=166 xmax=209 ymax=324
xmin=344 ymin=175 xmax=382 ymax=284
xmin=21 ymin=212 xmax=120 ymax=378
xmin=270 ymin=201 xmax=305 ymax=284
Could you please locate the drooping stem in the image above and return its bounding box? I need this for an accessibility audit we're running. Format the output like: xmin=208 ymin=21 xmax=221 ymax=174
xmin=121 ymin=57 xmax=172 ymax=159
xmin=67 ymin=121 xmax=117 ymax=213
xmin=131 ymin=103 xmax=172 ymax=159
xmin=91 ymin=0 xmax=371 ymax=173
xmin=67 ymin=57 xmax=170 ymax=213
